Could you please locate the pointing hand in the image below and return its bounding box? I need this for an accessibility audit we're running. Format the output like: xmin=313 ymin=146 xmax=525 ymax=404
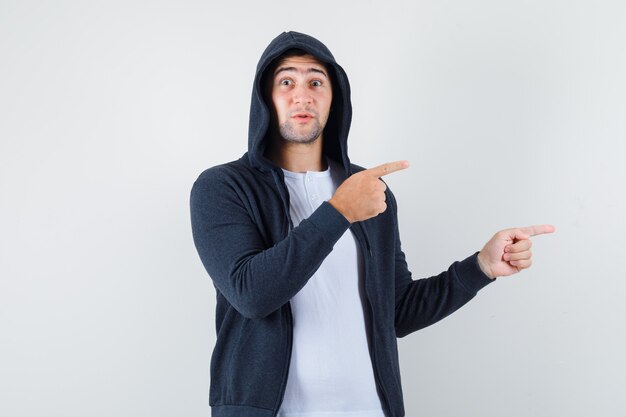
xmin=328 ymin=160 xmax=410 ymax=223
xmin=476 ymin=225 xmax=556 ymax=279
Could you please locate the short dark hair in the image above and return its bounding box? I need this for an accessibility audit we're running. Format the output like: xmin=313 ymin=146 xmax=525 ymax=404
xmin=268 ymin=48 xmax=320 ymax=76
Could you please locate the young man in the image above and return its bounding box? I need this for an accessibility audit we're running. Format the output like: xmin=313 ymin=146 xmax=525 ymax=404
xmin=190 ymin=31 xmax=554 ymax=417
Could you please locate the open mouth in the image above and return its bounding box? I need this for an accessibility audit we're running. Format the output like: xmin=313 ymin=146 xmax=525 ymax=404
xmin=293 ymin=113 xmax=313 ymax=120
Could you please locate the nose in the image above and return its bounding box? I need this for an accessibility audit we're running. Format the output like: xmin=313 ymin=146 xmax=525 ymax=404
xmin=292 ymin=84 xmax=312 ymax=104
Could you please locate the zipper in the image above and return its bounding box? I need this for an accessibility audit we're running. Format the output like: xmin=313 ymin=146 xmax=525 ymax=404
xmin=355 ymin=222 xmax=392 ymax=416
xmin=272 ymin=170 xmax=294 ymax=416
xmin=273 ymin=301 xmax=293 ymax=416
xmin=272 ymin=169 xmax=294 ymax=231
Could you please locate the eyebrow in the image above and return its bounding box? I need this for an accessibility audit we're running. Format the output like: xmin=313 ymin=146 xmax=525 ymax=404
xmin=273 ymin=66 xmax=329 ymax=79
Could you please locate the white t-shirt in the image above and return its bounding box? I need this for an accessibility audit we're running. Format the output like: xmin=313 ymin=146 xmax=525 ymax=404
xmin=277 ymin=159 xmax=386 ymax=417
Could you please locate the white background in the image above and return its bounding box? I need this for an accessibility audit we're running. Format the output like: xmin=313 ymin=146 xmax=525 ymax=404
xmin=1 ymin=1 xmax=625 ymax=416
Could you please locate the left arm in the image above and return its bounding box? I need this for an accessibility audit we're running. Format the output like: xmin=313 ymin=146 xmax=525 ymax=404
xmin=390 ymin=190 xmax=555 ymax=337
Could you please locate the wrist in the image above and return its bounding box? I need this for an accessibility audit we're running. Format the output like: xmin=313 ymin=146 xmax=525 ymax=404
xmin=328 ymin=197 xmax=353 ymax=223
xmin=477 ymin=251 xmax=496 ymax=280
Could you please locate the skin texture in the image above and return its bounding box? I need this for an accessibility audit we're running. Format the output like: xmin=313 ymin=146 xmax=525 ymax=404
xmin=264 ymin=54 xmax=555 ymax=280
xmin=476 ymin=225 xmax=556 ymax=279
xmin=265 ymin=54 xmax=332 ymax=173
xmin=328 ymin=160 xmax=410 ymax=223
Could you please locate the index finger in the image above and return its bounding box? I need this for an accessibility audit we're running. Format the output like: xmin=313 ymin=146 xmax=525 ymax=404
xmin=519 ymin=224 xmax=556 ymax=237
xmin=366 ymin=160 xmax=410 ymax=178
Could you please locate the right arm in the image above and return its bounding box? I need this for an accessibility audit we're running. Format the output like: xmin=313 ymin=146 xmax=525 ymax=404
xmin=190 ymin=172 xmax=350 ymax=319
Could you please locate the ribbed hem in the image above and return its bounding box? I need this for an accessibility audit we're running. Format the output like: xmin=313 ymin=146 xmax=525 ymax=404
xmin=277 ymin=410 xmax=387 ymax=417
xmin=211 ymin=404 xmax=274 ymax=417
xmin=307 ymin=201 xmax=351 ymax=243
xmin=455 ymin=251 xmax=495 ymax=294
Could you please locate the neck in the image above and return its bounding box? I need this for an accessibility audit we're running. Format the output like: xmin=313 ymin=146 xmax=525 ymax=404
xmin=265 ymin=134 xmax=327 ymax=173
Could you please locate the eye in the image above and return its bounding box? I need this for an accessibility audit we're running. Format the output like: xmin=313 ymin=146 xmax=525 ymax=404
xmin=279 ymin=79 xmax=292 ymax=86
xmin=311 ymin=80 xmax=322 ymax=87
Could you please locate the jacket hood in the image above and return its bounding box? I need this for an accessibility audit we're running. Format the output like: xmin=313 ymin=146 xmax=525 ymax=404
xmin=247 ymin=31 xmax=353 ymax=175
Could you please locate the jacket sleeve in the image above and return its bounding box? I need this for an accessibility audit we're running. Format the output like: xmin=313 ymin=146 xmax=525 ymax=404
xmin=389 ymin=190 xmax=495 ymax=338
xmin=190 ymin=170 xmax=351 ymax=319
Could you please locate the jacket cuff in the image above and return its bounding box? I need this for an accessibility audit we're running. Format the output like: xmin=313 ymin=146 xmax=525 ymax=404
xmin=456 ymin=251 xmax=495 ymax=294
xmin=307 ymin=201 xmax=351 ymax=243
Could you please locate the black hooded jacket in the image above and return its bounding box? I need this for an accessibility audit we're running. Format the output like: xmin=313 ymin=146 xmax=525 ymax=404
xmin=190 ymin=31 xmax=493 ymax=417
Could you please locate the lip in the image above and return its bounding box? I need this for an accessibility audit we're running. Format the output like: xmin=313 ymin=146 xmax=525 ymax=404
xmin=292 ymin=112 xmax=313 ymax=119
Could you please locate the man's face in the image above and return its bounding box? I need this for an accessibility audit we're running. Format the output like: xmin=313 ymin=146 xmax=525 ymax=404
xmin=270 ymin=54 xmax=332 ymax=145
